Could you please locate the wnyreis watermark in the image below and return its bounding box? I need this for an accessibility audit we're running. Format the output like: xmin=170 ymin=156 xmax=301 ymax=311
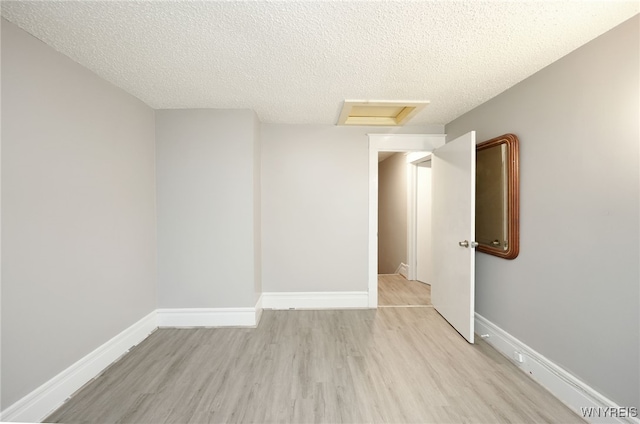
xmin=580 ymin=407 xmax=638 ymax=418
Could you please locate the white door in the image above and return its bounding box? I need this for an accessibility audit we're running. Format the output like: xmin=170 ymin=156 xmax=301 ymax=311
xmin=416 ymin=164 xmax=432 ymax=284
xmin=431 ymin=131 xmax=476 ymax=343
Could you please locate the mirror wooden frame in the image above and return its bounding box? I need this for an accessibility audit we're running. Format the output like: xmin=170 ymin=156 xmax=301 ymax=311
xmin=476 ymin=133 xmax=520 ymax=259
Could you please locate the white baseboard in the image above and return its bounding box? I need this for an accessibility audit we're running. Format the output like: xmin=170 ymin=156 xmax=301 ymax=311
xmin=0 ymin=311 xmax=157 ymax=423
xmin=262 ymin=291 xmax=369 ymax=310
xmin=157 ymin=301 xmax=262 ymax=328
xmin=395 ymin=262 xmax=409 ymax=279
xmin=475 ymin=313 xmax=639 ymax=424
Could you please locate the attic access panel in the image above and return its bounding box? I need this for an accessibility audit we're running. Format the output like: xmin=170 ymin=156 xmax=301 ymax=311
xmin=337 ymin=100 xmax=429 ymax=126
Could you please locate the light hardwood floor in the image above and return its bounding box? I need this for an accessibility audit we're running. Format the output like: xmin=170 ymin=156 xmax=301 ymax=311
xmin=378 ymin=274 xmax=431 ymax=306
xmin=45 ymin=308 xmax=583 ymax=423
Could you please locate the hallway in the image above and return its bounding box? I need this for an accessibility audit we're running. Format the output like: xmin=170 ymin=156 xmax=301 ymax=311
xmin=378 ymin=274 xmax=431 ymax=306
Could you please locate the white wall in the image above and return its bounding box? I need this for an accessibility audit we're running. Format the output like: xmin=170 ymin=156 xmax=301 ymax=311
xmin=155 ymin=109 xmax=261 ymax=308
xmin=261 ymin=124 xmax=443 ymax=293
xmin=416 ymin=164 xmax=432 ymax=284
xmin=446 ymin=15 xmax=639 ymax=409
xmin=378 ymin=153 xmax=408 ymax=274
xmin=1 ymin=19 xmax=157 ymax=409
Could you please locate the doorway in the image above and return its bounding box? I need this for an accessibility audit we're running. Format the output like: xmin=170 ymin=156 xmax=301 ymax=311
xmin=366 ymin=133 xmax=446 ymax=308
xmin=377 ymin=151 xmax=432 ymax=306
xmin=369 ymin=132 xmax=477 ymax=343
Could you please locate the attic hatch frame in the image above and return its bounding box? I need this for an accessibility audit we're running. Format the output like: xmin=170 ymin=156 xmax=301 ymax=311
xmin=338 ymin=100 xmax=429 ymax=126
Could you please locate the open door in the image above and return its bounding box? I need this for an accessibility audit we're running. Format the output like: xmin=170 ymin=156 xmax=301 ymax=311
xmin=431 ymin=131 xmax=476 ymax=343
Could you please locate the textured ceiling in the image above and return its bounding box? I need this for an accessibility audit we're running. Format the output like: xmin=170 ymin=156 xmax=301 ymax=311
xmin=2 ymin=1 xmax=638 ymax=125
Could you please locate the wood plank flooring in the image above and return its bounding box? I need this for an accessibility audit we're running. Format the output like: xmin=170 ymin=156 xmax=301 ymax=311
xmin=378 ymin=274 xmax=431 ymax=306
xmin=45 ymin=308 xmax=583 ymax=424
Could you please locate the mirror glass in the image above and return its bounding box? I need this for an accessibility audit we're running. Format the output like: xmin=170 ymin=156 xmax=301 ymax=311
xmin=476 ymin=134 xmax=519 ymax=259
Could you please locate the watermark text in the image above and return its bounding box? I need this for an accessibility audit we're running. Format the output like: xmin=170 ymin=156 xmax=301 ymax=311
xmin=581 ymin=407 xmax=638 ymax=418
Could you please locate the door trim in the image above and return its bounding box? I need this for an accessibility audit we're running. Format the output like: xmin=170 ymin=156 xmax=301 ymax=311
xmin=406 ymin=152 xmax=432 ymax=281
xmin=367 ymin=134 xmax=446 ymax=307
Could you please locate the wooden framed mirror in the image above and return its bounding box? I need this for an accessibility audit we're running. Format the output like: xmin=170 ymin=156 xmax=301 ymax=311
xmin=476 ymin=133 xmax=519 ymax=259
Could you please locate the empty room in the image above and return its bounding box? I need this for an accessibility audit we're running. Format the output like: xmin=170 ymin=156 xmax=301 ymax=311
xmin=1 ymin=2 xmax=638 ymax=423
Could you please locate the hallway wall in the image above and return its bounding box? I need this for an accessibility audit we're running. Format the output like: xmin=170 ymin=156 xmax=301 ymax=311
xmin=378 ymin=153 xmax=408 ymax=274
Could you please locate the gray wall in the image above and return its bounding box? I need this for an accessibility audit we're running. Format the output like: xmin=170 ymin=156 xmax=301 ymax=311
xmin=253 ymin=116 xmax=262 ymax=303
xmin=261 ymin=124 xmax=443 ymax=293
xmin=378 ymin=153 xmax=408 ymax=274
xmin=155 ymin=109 xmax=261 ymax=308
xmin=1 ymin=20 xmax=157 ymax=409
xmin=446 ymin=15 xmax=639 ymax=409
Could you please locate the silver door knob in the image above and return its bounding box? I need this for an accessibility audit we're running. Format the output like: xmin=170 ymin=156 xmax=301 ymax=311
xmin=459 ymin=240 xmax=469 ymax=247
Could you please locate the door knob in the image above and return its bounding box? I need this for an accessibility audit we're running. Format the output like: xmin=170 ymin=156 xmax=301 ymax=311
xmin=459 ymin=240 xmax=469 ymax=247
